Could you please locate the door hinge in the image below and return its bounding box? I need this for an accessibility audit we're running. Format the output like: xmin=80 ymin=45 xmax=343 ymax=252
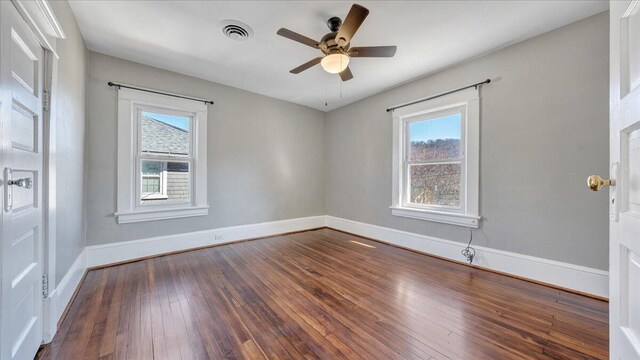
xmin=43 ymin=90 xmax=50 ymax=113
xmin=42 ymin=274 xmax=49 ymax=298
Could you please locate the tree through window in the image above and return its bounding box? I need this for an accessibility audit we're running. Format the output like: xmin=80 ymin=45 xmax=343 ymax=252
xmin=406 ymin=113 xmax=463 ymax=209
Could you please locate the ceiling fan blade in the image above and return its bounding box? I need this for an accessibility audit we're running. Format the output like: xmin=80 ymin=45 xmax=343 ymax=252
xmin=290 ymin=57 xmax=323 ymax=74
xmin=339 ymin=66 xmax=353 ymax=81
xmin=277 ymin=28 xmax=319 ymax=48
xmin=349 ymin=46 xmax=397 ymax=57
xmin=335 ymin=4 xmax=369 ymax=47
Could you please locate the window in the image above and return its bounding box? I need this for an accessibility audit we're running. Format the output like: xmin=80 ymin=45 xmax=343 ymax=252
xmin=138 ymin=110 xmax=191 ymax=204
xmin=406 ymin=112 xmax=463 ymax=209
xmin=391 ymin=88 xmax=480 ymax=227
xmin=115 ymin=88 xmax=208 ymax=223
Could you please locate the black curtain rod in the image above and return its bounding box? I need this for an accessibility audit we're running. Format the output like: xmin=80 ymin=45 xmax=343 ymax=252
xmin=386 ymin=79 xmax=491 ymax=112
xmin=108 ymin=82 xmax=214 ymax=105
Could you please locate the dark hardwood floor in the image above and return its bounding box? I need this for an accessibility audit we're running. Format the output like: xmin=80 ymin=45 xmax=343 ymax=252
xmin=37 ymin=228 xmax=608 ymax=360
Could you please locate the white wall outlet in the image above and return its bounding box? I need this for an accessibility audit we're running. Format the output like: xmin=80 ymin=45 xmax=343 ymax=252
xmin=214 ymin=234 xmax=224 ymax=241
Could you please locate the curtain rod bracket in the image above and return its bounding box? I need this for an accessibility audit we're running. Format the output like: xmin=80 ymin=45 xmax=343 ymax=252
xmin=108 ymin=81 xmax=214 ymax=106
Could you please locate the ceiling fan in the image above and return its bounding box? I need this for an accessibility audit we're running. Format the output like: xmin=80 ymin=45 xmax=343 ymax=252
xmin=277 ymin=4 xmax=397 ymax=81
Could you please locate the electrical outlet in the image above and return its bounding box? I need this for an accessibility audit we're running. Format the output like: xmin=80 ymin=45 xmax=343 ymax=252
xmin=215 ymin=234 xmax=224 ymax=241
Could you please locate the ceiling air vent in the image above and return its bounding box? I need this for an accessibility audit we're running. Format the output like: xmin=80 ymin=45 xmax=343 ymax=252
xmin=219 ymin=20 xmax=253 ymax=41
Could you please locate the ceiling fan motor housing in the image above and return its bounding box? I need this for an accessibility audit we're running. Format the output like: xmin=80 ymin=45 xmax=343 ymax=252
xmin=320 ymin=32 xmax=341 ymax=53
xmin=327 ymin=17 xmax=342 ymax=32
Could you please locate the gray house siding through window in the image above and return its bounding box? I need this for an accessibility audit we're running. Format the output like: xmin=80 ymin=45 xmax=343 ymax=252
xmin=141 ymin=116 xmax=190 ymax=203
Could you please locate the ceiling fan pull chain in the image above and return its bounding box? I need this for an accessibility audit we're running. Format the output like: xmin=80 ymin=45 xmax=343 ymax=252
xmin=325 ymin=74 xmax=328 ymax=107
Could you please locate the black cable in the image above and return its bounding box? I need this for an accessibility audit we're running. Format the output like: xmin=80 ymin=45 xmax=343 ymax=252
xmin=461 ymin=227 xmax=476 ymax=264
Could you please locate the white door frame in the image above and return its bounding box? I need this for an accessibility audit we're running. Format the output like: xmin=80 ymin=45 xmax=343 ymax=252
xmin=8 ymin=0 xmax=66 ymax=344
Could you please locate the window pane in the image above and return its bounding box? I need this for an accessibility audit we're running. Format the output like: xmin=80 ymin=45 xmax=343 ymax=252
xmin=141 ymin=111 xmax=190 ymax=156
xmin=165 ymin=161 xmax=190 ymax=202
xmin=141 ymin=160 xmax=164 ymax=200
xmin=142 ymin=177 xmax=160 ymax=193
xmin=140 ymin=160 xmax=190 ymax=204
xmin=409 ymin=163 xmax=461 ymax=207
xmin=141 ymin=160 xmax=162 ymax=176
xmin=167 ymin=161 xmax=189 ymax=172
xmin=409 ymin=113 xmax=461 ymax=161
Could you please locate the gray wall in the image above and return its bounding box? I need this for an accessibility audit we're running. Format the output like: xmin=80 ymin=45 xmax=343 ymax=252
xmin=86 ymin=52 xmax=326 ymax=246
xmin=325 ymin=12 xmax=610 ymax=270
xmin=49 ymin=1 xmax=88 ymax=284
xmin=84 ymin=12 xmax=608 ymax=270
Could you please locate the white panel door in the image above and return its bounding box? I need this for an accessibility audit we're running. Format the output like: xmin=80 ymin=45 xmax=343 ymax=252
xmin=0 ymin=1 xmax=45 ymax=359
xmin=610 ymin=1 xmax=640 ymax=358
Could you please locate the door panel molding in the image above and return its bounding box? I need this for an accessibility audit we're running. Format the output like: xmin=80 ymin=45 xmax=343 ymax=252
xmin=1 ymin=0 xmax=66 ymax=356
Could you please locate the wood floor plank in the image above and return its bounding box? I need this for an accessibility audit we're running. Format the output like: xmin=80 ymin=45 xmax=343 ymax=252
xmin=56 ymin=269 xmax=110 ymax=360
xmin=226 ymin=243 xmax=371 ymax=360
xmin=38 ymin=229 xmax=609 ymax=360
xmin=97 ymin=266 xmax=125 ymax=358
xmin=301 ymin=229 xmax=604 ymax=358
xmin=37 ymin=271 xmax=97 ymax=359
xmin=245 ymin=239 xmax=448 ymax=359
xmin=280 ymin=233 xmax=533 ymax=358
xmin=217 ymin=244 xmax=360 ymax=360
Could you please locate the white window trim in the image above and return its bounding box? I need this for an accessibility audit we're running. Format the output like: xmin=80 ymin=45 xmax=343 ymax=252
xmin=115 ymin=88 xmax=208 ymax=224
xmin=391 ymin=87 xmax=480 ymax=228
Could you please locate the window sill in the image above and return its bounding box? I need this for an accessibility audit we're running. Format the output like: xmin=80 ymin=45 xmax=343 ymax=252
xmin=390 ymin=206 xmax=480 ymax=228
xmin=115 ymin=205 xmax=209 ymax=224
xmin=141 ymin=194 xmax=169 ymax=200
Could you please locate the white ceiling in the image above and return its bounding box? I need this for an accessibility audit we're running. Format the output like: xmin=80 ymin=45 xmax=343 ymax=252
xmin=68 ymin=1 xmax=608 ymax=111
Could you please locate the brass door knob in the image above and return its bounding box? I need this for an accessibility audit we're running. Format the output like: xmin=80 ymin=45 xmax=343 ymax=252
xmin=587 ymin=175 xmax=615 ymax=191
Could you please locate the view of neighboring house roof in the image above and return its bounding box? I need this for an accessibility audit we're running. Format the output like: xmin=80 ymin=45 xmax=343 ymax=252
xmin=141 ymin=116 xmax=189 ymax=155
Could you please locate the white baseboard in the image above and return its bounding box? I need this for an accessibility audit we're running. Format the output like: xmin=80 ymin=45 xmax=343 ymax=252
xmin=41 ymin=214 xmax=607 ymax=346
xmin=41 ymin=215 xmax=323 ymax=343
xmin=43 ymin=249 xmax=87 ymax=342
xmin=325 ymin=216 xmax=609 ymax=298
xmin=85 ymin=215 xmax=326 ymax=268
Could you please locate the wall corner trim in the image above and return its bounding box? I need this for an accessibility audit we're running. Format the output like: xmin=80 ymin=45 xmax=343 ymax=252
xmin=43 ymin=248 xmax=87 ymax=343
xmin=325 ymin=216 xmax=608 ymax=298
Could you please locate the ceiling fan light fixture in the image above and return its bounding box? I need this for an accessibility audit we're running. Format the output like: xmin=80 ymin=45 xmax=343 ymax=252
xmin=277 ymin=4 xmax=394 ymax=81
xmin=321 ymin=53 xmax=350 ymax=74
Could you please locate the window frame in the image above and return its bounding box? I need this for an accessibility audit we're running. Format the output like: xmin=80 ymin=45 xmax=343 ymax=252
xmin=115 ymin=88 xmax=208 ymax=224
xmin=391 ymin=87 xmax=480 ymax=228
